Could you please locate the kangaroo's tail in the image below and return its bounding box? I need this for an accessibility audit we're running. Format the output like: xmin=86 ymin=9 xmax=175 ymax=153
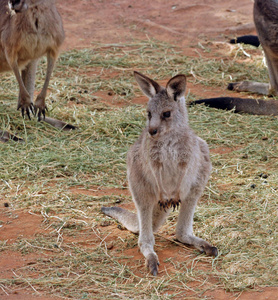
xmin=230 ymin=35 xmax=260 ymax=47
xmin=101 ymin=206 xmax=139 ymax=233
xmin=43 ymin=117 xmax=77 ymax=131
xmin=191 ymin=97 xmax=278 ymax=116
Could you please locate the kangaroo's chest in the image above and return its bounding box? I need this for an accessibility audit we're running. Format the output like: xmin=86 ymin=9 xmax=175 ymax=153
xmin=15 ymin=8 xmax=60 ymax=61
xmin=19 ymin=26 xmax=53 ymax=58
xmin=150 ymin=139 xmax=187 ymax=164
xmin=149 ymin=141 xmax=189 ymax=183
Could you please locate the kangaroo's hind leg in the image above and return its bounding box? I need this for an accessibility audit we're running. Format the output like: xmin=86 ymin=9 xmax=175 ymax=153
xmin=21 ymin=59 xmax=39 ymax=110
xmin=136 ymin=198 xmax=158 ymax=275
xmin=229 ymin=47 xmax=278 ymax=96
xmin=227 ymin=80 xmax=270 ymax=96
xmin=227 ymin=49 xmax=270 ymax=96
xmin=263 ymin=47 xmax=278 ymax=95
xmin=135 ymin=198 xmax=170 ymax=276
xmin=175 ymin=186 xmax=218 ymax=257
xmin=152 ymin=202 xmax=171 ymax=232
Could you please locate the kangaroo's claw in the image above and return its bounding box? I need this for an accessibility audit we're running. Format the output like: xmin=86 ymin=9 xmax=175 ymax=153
xmin=18 ymin=102 xmax=34 ymax=119
xmin=202 ymin=245 xmax=218 ymax=257
xmin=146 ymin=253 xmax=159 ymax=276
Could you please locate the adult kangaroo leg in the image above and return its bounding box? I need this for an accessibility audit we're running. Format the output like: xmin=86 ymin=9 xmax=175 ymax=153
xmin=263 ymin=48 xmax=278 ymax=95
xmin=22 ymin=60 xmax=38 ymax=106
xmin=34 ymin=51 xmax=56 ymax=120
xmin=228 ymin=46 xmax=277 ymax=96
xmin=20 ymin=57 xmax=76 ymax=130
xmin=227 ymin=81 xmax=270 ymax=96
xmin=0 ymin=60 xmax=38 ymax=142
xmin=228 ymin=0 xmax=278 ymax=96
xmin=4 ymin=51 xmax=33 ymax=118
xmin=33 ymin=51 xmax=77 ymax=130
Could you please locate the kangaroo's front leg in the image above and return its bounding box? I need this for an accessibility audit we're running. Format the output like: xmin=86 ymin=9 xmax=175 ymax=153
xmin=169 ymin=162 xmax=187 ymax=210
xmin=155 ymin=165 xmax=171 ymax=210
xmin=137 ymin=201 xmax=159 ymax=275
xmin=156 ymin=163 xmax=186 ymax=211
xmin=5 ymin=51 xmax=34 ymax=118
xmin=34 ymin=52 xmax=56 ymax=120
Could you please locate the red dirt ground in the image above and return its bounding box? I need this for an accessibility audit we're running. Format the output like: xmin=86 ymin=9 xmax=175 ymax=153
xmin=1 ymin=0 xmax=277 ymax=299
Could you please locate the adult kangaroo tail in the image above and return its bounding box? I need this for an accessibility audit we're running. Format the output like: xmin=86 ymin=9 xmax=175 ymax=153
xmin=101 ymin=207 xmax=139 ymax=233
xmin=192 ymin=97 xmax=278 ymax=116
xmin=230 ymin=35 xmax=260 ymax=47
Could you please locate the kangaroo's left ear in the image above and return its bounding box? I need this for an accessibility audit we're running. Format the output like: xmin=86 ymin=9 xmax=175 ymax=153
xmin=134 ymin=71 xmax=162 ymax=98
xmin=166 ymin=74 xmax=186 ymax=101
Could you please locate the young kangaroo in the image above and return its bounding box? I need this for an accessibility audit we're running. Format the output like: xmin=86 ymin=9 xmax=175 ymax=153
xmin=192 ymin=0 xmax=278 ymax=115
xmin=102 ymin=72 xmax=218 ymax=276
xmin=0 ymin=0 xmax=75 ymax=133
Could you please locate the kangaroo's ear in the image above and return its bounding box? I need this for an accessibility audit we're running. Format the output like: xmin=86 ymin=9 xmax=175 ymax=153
xmin=134 ymin=71 xmax=162 ymax=98
xmin=10 ymin=0 xmax=28 ymax=12
xmin=166 ymin=74 xmax=186 ymax=101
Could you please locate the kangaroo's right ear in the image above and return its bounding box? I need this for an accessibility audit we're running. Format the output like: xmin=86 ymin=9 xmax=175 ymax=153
xmin=134 ymin=71 xmax=162 ymax=98
xmin=9 ymin=0 xmax=28 ymax=12
xmin=166 ymin=74 xmax=186 ymax=102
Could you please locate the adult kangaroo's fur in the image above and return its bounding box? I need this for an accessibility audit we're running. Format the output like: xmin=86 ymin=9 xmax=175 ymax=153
xmin=102 ymin=72 xmax=217 ymax=276
xmin=0 ymin=0 xmax=75 ymax=139
xmin=192 ymin=0 xmax=278 ymax=116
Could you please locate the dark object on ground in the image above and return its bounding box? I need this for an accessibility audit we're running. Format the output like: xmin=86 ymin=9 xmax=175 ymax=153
xmin=191 ymin=97 xmax=278 ymax=116
xmin=230 ymin=35 xmax=260 ymax=47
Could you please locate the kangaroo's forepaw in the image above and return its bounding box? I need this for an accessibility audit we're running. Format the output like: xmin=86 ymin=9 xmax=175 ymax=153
xmin=158 ymin=199 xmax=181 ymax=211
xmin=170 ymin=198 xmax=181 ymax=211
xmin=34 ymin=104 xmax=48 ymax=121
xmin=202 ymin=245 xmax=218 ymax=257
xmin=146 ymin=253 xmax=159 ymax=276
xmin=17 ymin=102 xmax=34 ymax=120
xmin=34 ymin=95 xmax=48 ymax=121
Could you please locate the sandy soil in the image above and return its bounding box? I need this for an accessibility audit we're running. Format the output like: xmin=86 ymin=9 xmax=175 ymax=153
xmin=1 ymin=0 xmax=277 ymax=299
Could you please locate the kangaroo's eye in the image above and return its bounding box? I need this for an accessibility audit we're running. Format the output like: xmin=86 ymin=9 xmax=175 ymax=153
xmin=148 ymin=111 xmax=152 ymax=119
xmin=162 ymin=111 xmax=171 ymax=119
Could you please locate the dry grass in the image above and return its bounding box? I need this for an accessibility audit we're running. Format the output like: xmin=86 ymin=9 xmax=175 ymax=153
xmin=0 ymin=39 xmax=277 ymax=299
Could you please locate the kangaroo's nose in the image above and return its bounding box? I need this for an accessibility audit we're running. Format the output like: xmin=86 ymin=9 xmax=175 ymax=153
xmin=149 ymin=128 xmax=158 ymax=136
